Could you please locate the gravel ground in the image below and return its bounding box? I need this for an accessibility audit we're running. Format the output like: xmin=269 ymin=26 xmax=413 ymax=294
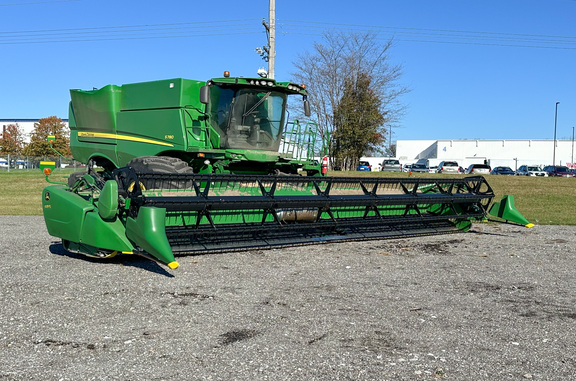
xmin=1 ymin=215 xmax=575 ymax=380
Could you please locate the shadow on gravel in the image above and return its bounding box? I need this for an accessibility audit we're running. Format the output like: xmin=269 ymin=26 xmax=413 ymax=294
xmin=49 ymin=242 xmax=174 ymax=277
xmin=468 ymin=229 xmax=508 ymax=237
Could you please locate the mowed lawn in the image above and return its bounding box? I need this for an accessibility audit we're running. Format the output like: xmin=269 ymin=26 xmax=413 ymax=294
xmin=1 ymin=169 xmax=575 ymax=225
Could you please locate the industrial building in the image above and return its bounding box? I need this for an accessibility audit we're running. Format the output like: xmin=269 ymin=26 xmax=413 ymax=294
xmin=395 ymin=139 xmax=575 ymax=170
xmin=361 ymin=139 xmax=575 ymax=172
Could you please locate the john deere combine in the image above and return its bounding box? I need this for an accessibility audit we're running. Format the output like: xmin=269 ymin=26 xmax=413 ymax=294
xmin=41 ymin=73 xmax=532 ymax=269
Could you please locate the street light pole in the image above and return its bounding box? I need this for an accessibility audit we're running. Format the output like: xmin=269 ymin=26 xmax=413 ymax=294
xmin=572 ymin=127 xmax=576 ymax=168
xmin=553 ymin=102 xmax=560 ymax=166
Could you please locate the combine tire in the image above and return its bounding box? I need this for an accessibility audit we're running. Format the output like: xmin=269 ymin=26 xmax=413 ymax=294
xmin=67 ymin=171 xmax=85 ymax=189
xmin=127 ymin=156 xmax=194 ymax=189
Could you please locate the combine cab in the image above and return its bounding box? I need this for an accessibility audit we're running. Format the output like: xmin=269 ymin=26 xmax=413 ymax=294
xmin=42 ymin=73 xmax=532 ymax=268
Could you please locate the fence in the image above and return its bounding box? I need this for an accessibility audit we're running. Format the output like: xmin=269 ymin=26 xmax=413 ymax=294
xmin=0 ymin=154 xmax=83 ymax=172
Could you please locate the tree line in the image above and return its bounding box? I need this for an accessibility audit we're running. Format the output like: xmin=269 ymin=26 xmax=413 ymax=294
xmin=0 ymin=116 xmax=71 ymax=157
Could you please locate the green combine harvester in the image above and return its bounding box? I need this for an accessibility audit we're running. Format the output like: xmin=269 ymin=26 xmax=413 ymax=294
xmin=41 ymin=73 xmax=532 ymax=269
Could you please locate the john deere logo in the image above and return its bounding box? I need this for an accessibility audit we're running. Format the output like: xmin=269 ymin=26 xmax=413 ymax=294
xmin=44 ymin=191 xmax=50 ymax=201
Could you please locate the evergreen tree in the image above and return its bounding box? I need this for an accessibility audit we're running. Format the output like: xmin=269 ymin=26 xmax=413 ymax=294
xmin=332 ymin=73 xmax=385 ymax=170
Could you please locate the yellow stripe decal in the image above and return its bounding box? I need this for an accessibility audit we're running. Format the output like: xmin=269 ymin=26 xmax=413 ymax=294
xmin=78 ymin=131 xmax=174 ymax=147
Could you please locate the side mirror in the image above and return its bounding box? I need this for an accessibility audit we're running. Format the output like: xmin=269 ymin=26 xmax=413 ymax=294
xmin=200 ymin=85 xmax=210 ymax=104
xmin=304 ymin=99 xmax=311 ymax=117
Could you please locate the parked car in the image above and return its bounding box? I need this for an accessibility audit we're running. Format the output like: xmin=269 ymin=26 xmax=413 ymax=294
xmin=542 ymin=165 xmax=574 ymax=177
xmin=515 ymin=165 xmax=547 ymax=177
xmin=0 ymin=159 xmax=8 ymax=168
xmin=436 ymin=161 xmax=460 ymax=174
xmin=356 ymin=161 xmax=372 ymax=171
xmin=402 ymin=164 xmax=413 ymax=172
xmin=381 ymin=159 xmax=402 ymax=172
xmin=410 ymin=164 xmax=430 ymax=173
xmin=490 ymin=166 xmax=515 ymax=175
xmin=465 ymin=164 xmax=491 ymax=174
xmin=428 ymin=166 xmax=438 ymax=173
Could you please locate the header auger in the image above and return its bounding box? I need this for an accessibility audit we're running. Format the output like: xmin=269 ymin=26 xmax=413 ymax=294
xmin=41 ymin=73 xmax=532 ymax=269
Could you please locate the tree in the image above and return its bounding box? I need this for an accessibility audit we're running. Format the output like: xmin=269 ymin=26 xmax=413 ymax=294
xmin=292 ymin=31 xmax=408 ymax=165
xmin=332 ymin=73 xmax=385 ymax=170
xmin=384 ymin=143 xmax=396 ymax=158
xmin=23 ymin=116 xmax=71 ymax=157
xmin=1 ymin=123 xmax=26 ymax=155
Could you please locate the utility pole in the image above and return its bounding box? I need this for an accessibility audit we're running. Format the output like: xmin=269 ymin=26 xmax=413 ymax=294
xmin=268 ymin=0 xmax=275 ymax=79
xmin=256 ymin=0 xmax=275 ymax=78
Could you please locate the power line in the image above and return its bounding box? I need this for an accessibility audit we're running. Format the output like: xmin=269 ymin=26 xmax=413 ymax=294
xmin=277 ymin=20 xmax=576 ymax=50
xmin=1 ymin=18 xmax=575 ymax=50
xmin=0 ymin=0 xmax=79 ymax=6
xmin=0 ymin=19 xmax=260 ymax=35
xmin=0 ymin=20 xmax=263 ymax=44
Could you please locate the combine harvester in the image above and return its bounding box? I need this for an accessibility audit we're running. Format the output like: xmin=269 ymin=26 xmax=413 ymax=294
xmin=41 ymin=73 xmax=532 ymax=269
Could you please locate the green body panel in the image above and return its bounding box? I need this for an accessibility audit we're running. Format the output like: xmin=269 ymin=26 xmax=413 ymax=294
xmin=125 ymin=207 xmax=175 ymax=265
xmin=488 ymin=195 xmax=532 ymax=226
xmin=70 ymin=85 xmax=122 ymax=166
xmin=80 ymin=213 xmax=133 ymax=252
xmin=115 ymin=108 xmax=187 ymax=164
xmin=42 ymin=185 xmax=134 ymax=253
xmin=97 ymin=180 xmax=118 ymax=220
xmin=70 ymin=84 xmax=122 ymax=132
xmin=121 ymin=78 xmax=204 ymax=110
xmin=42 ymin=185 xmax=94 ymax=242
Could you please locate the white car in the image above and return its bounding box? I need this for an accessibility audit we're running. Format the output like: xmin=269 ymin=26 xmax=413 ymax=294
xmin=515 ymin=165 xmax=548 ymax=177
xmin=465 ymin=164 xmax=491 ymax=175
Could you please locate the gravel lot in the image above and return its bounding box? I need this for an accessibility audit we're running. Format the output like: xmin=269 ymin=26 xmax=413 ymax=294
xmin=1 ymin=215 xmax=575 ymax=380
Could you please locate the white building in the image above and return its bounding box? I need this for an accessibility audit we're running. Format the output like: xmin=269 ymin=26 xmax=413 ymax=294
xmin=396 ymin=139 xmax=576 ymax=170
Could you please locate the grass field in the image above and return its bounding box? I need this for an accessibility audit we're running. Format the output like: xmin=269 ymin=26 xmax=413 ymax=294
xmin=1 ymin=169 xmax=575 ymax=225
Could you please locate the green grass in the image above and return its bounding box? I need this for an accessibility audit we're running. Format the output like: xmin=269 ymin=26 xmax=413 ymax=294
xmin=0 ymin=169 xmax=74 ymax=215
xmin=1 ymin=169 xmax=575 ymax=225
xmin=333 ymin=171 xmax=576 ymax=225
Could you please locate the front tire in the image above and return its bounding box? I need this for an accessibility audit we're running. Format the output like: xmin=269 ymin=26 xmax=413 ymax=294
xmin=126 ymin=156 xmax=194 ymax=189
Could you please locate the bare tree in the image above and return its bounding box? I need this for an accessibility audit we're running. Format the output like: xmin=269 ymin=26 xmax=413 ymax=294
xmin=292 ymin=31 xmax=408 ymax=166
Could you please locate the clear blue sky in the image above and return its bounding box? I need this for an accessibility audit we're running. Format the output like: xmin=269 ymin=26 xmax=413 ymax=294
xmin=1 ymin=0 xmax=575 ymax=142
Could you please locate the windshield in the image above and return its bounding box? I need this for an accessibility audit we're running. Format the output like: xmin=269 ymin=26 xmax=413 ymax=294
xmin=207 ymin=86 xmax=287 ymax=150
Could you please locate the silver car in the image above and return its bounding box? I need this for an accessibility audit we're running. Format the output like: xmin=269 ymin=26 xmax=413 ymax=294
xmin=381 ymin=159 xmax=402 ymax=172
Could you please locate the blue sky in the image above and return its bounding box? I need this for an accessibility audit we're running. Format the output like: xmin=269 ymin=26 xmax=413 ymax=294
xmin=1 ymin=0 xmax=575 ymax=142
